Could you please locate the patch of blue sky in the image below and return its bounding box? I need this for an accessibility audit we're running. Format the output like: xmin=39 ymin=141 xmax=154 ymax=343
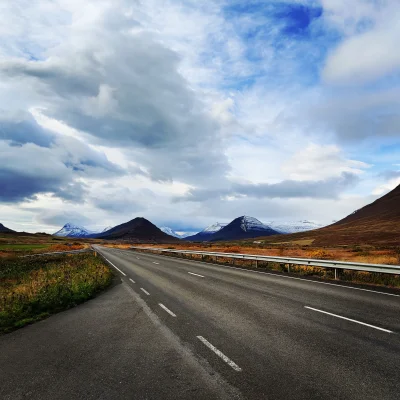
xmin=220 ymin=1 xmax=341 ymax=90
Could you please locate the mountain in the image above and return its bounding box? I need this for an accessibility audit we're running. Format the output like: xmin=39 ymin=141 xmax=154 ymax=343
xmin=267 ymin=220 xmax=323 ymax=234
xmin=98 ymin=217 xmax=181 ymax=243
xmin=101 ymin=226 xmax=113 ymax=233
xmin=184 ymin=222 xmax=227 ymax=241
xmin=54 ymin=223 xmax=96 ymax=238
xmin=208 ymin=216 xmax=279 ymax=242
xmin=0 ymin=223 xmax=15 ymax=233
xmin=257 ymin=184 xmax=400 ymax=246
xmin=159 ymin=227 xmax=183 ymax=238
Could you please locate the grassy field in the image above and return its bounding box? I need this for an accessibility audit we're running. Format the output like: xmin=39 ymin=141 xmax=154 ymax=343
xmin=0 ymin=252 xmax=113 ymax=333
xmin=0 ymin=243 xmax=50 ymax=251
xmin=0 ymin=233 xmax=87 ymax=257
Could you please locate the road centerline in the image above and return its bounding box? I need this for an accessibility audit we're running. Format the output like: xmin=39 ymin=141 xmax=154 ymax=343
xmin=140 ymin=288 xmax=150 ymax=296
xmin=129 ymin=278 xmax=136 ymax=284
xmin=304 ymin=306 xmax=393 ymax=333
xmin=159 ymin=303 xmax=177 ymax=317
xmin=153 ymin=261 xmax=160 ymax=265
xmin=188 ymin=272 xmax=204 ymax=278
xmin=196 ymin=336 xmax=242 ymax=372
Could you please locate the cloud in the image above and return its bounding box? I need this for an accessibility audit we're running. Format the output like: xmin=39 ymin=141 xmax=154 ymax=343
xmin=178 ymin=172 xmax=359 ymax=202
xmin=91 ymin=188 xmax=150 ymax=214
xmin=322 ymin=0 xmax=400 ymax=85
xmin=0 ymin=112 xmax=123 ymax=203
xmin=0 ymin=110 xmax=53 ymax=146
xmin=0 ymin=3 xmax=229 ymax=184
xmin=0 ymin=141 xmax=72 ymax=202
xmin=35 ymin=210 xmax=92 ymax=228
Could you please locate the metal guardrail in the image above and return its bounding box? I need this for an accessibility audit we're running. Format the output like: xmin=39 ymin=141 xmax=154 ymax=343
xmin=131 ymin=247 xmax=400 ymax=276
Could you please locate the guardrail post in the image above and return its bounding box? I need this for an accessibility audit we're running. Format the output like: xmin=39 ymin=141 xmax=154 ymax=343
xmin=334 ymin=268 xmax=338 ymax=280
xmin=255 ymin=260 xmax=258 ymax=268
xmin=287 ymin=264 xmax=290 ymax=273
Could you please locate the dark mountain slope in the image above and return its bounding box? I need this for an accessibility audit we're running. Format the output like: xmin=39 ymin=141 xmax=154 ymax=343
xmin=0 ymin=223 xmax=15 ymax=233
xmin=98 ymin=217 xmax=180 ymax=243
xmin=255 ymin=184 xmax=400 ymax=246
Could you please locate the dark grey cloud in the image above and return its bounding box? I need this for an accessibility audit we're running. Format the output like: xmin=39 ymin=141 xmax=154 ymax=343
xmin=177 ymin=172 xmax=358 ymax=202
xmin=0 ymin=114 xmax=123 ymax=203
xmin=0 ymin=110 xmax=53 ymax=147
xmin=0 ymin=11 xmax=229 ymax=184
xmin=52 ymin=182 xmax=88 ymax=203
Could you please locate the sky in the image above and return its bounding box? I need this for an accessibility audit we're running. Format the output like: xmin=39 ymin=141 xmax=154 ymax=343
xmin=1 ymin=0 xmax=400 ymax=234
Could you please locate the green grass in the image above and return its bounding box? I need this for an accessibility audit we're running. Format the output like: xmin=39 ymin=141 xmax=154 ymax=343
xmin=0 ymin=244 xmax=50 ymax=251
xmin=0 ymin=253 xmax=113 ymax=333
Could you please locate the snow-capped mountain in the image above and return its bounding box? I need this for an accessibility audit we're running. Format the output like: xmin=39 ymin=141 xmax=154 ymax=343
xmin=101 ymin=226 xmax=113 ymax=233
xmin=54 ymin=223 xmax=95 ymax=237
xmin=184 ymin=222 xmax=227 ymax=241
xmin=267 ymin=220 xmax=323 ymax=234
xmin=159 ymin=226 xmax=183 ymax=238
xmin=209 ymin=216 xmax=279 ymax=241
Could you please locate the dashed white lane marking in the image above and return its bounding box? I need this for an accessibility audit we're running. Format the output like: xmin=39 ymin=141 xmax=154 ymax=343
xmin=153 ymin=261 xmax=160 ymax=265
xmin=140 ymin=288 xmax=150 ymax=296
xmin=197 ymin=336 xmax=242 ymax=372
xmin=105 ymin=258 xmax=126 ymax=276
xmin=129 ymin=278 xmax=136 ymax=284
xmin=159 ymin=303 xmax=177 ymax=317
xmin=137 ymin=257 xmax=140 ymax=259
xmin=188 ymin=272 xmax=204 ymax=278
xmin=305 ymin=306 xmax=393 ymax=333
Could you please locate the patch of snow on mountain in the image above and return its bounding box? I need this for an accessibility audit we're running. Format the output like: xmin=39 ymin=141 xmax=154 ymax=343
xmin=54 ymin=223 xmax=95 ymax=237
xmin=240 ymin=216 xmax=272 ymax=232
xmin=101 ymin=226 xmax=113 ymax=233
xmin=267 ymin=220 xmax=323 ymax=234
xmin=202 ymin=222 xmax=227 ymax=233
xmin=160 ymin=227 xmax=182 ymax=238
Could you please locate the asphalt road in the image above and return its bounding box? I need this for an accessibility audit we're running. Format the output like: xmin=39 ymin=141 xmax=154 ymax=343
xmin=1 ymin=245 xmax=400 ymax=399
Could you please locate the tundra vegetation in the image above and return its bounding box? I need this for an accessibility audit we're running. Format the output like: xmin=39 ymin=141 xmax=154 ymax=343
xmin=0 ymin=252 xmax=112 ymax=333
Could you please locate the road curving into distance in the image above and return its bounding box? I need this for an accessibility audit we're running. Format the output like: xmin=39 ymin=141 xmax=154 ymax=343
xmin=1 ymin=244 xmax=399 ymax=399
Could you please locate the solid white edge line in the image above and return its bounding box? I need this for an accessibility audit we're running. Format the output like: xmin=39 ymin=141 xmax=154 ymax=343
xmin=197 ymin=336 xmax=242 ymax=372
xmin=140 ymin=288 xmax=150 ymax=296
xmin=304 ymin=306 xmax=393 ymax=333
xmin=159 ymin=303 xmax=177 ymax=317
xmin=129 ymin=278 xmax=136 ymax=284
xmin=143 ymin=253 xmax=400 ymax=298
xmin=105 ymin=258 xmax=126 ymax=276
xmin=188 ymin=271 xmax=204 ymax=278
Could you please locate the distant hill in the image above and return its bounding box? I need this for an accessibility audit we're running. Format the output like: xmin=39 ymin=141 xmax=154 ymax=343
xmin=205 ymin=216 xmax=279 ymax=242
xmin=267 ymin=220 xmax=324 ymax=234
xmin=0 ymin=223 xmax=15 ymax=233
xmin=257 ymin=184 xmax=400 ymax=246
xmin=185 ymin=222 xmax=227 ymax=241
xmin=98 ymin=217 xmax=180 ymax=243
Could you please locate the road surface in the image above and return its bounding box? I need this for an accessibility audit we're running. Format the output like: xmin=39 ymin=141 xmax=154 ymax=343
xmin=1 ymin=245 xmax=399 ymax=399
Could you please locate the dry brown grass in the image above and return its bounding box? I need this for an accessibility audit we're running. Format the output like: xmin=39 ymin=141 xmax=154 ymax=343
xmin=132 ymin=242 xmax=400 ymax=265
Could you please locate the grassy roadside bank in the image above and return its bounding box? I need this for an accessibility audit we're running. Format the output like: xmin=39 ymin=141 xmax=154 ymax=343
xmin=0 ymin=253 xmax=113 ymax=333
